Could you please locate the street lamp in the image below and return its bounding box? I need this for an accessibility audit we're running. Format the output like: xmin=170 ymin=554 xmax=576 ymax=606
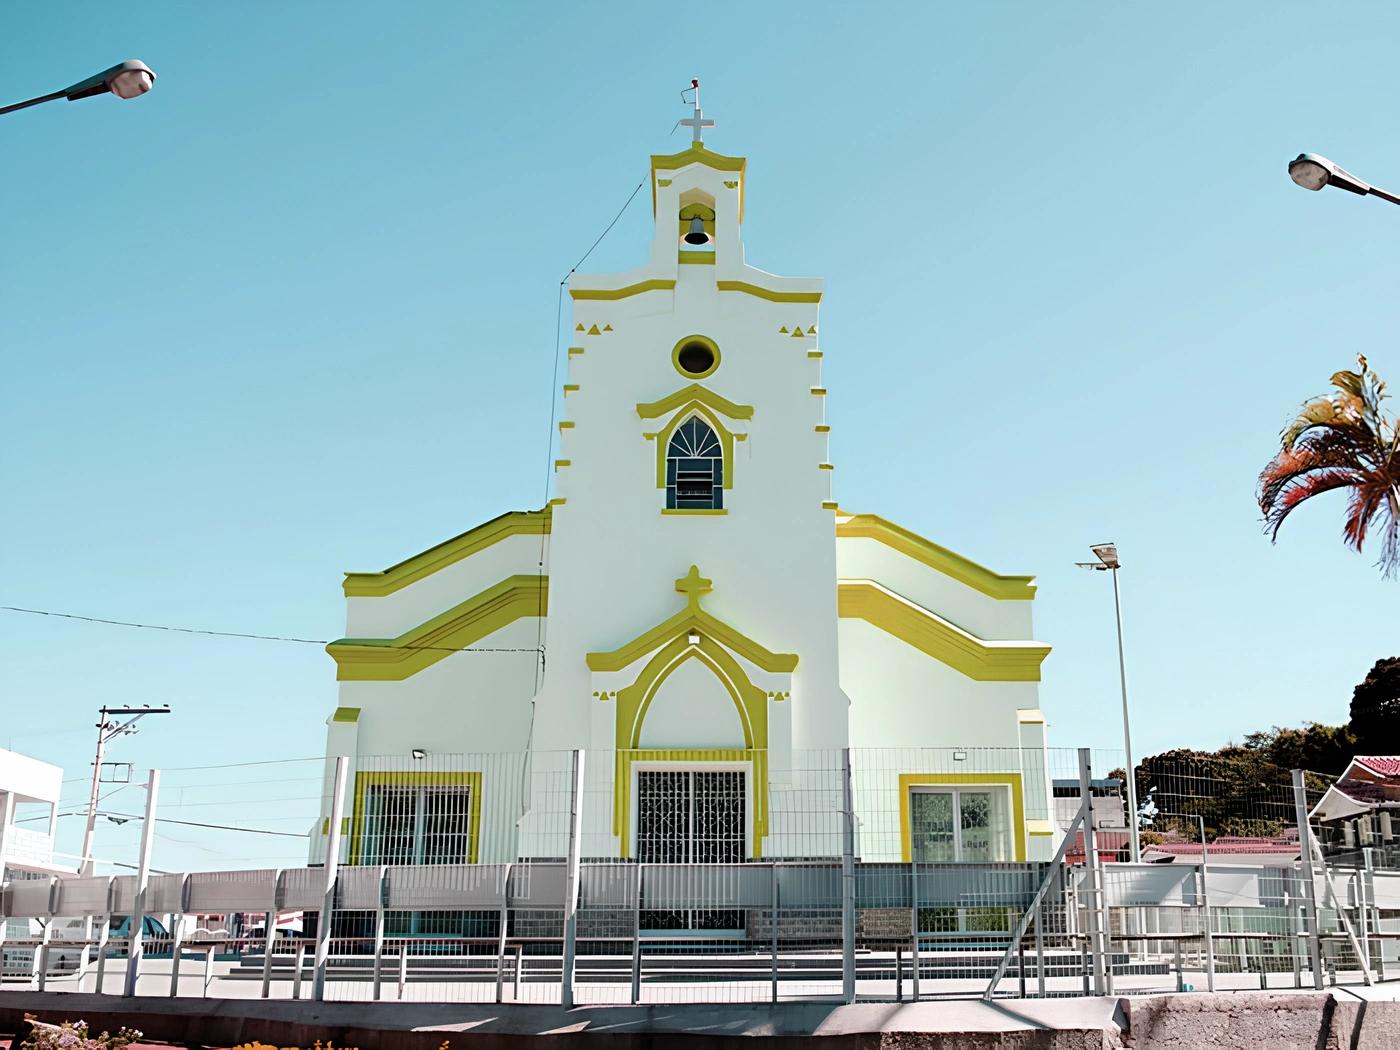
xmin=1287 ymin=153 xmax=1400 ymax=206
xmin=1076 ymin=542 xmax=1141 ymax=863
xmin=0 ymin=60 xmax=156 ymax=118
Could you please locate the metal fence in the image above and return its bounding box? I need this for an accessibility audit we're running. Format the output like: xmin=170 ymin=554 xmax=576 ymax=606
xmin=2 ymin=747 xmax=1397 ymax=1004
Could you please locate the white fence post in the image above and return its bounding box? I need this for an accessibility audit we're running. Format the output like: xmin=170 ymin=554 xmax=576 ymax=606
xmin=560 ymin=749 xmax=586 ymax=1010
xmin=1291 ymin=769 xmax=1324 ymax=990
xmin=372 ymin=865 xmax=388 ymax=1001
xmin=93 ymin=880 xmax=114 ymax=993
xmin=122 ymin=769 xmax=160 ymax=998
xmin=260 ymin=871 xmax=282 ymax=999
xmin=168 ymin=874 xmax=190 ymax=996
xmin=1077 ymin=749 xmax=1108 ymax=996
xmin=313 ymin=755 xmax=348 ymax=1001
xmin=1365 ymin=848 xmax=1384 ymax=981
xmin=840 ymin=747 xmax=856 ymax=1004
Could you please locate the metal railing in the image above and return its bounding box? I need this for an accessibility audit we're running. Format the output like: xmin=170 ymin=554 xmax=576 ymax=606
xmin=2 ymin=746 xmax=1397 ymax=1004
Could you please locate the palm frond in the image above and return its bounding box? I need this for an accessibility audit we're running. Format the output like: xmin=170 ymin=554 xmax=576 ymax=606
xmin=1260 ymin=356 xmax=1400 ymax=577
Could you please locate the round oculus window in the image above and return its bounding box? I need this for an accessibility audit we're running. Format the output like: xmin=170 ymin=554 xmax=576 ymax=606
xmin=675 ymin=339 xmax=718 ymax=377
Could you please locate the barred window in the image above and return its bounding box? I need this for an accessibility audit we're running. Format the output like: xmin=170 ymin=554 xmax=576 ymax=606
xmin=361 ymin=784 xmax=471 ymax=865
xmin=665 ymin=417 xmax=723 ymax=510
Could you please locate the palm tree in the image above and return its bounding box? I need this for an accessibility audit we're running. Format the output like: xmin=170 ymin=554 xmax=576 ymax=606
xmin=1258 ymin=356 xmax=1400 ymax=576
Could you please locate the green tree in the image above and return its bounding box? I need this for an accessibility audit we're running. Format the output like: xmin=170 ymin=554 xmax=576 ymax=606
xmin=1257 ymin=356 xmax=1400 ymax=576
xmin=1243 ymin=723 xmax=1354 ymax=777
xmin=1349 ymin=657 xmax=1400 ymax=753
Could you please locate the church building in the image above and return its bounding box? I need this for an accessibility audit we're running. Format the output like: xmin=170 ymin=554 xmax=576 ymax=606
xmin=315 ymin=94 xmax=1056 ymax=873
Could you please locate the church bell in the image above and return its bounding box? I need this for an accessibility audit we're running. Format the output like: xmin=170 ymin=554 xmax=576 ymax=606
xmin=684 ymin=215 xmax=710 ymax=245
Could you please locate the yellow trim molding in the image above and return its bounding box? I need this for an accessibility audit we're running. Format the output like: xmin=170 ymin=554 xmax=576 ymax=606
xmin=570 ymin=278 xmax=676 ymax=301
xmin=822 ymin=501 xmax=840 ymax=510
xmin=819 ymin=463 xmax=835 ymax=471
xmin=837 ymin=580 xmax=1050 ymax=682
xmin=899 ymin=773 xmax=1026 ymax=862
xmin=836 ymin=514 xmax=1037 ymax=600
xmin=651 ymin=144 xmax=747 ymax=220
xmin=328 ymin=575 xmax=547 ymax=681
xmin=350 ymin=770 xmax=483 ymax=864
xmin=331 ymin=707 xmax=360 ymax=724
xmin=651 ymin=401 xmax=740 ymax=491
xmin=587 ymin=566 xmax=797 ymax=674
xmin=636 ymin=383 xmax=753 ymax=421
xmin=567 ymin=346 xmax=585 ymax=357
xmin=671 ymin=335 xmax=721 ymax=380
xmin=678 ymin=251 xmax=716 ymax=265
xmin=815 ymin=425 xmax=831 ymax=433
xmin=563 ymin=384 xmax=579 ymax=395
xmin=716 ymin=280 xmax=822 ymax=303
xmin=808 ymin=350 xmax=823 ymax=359
xmin=554 ymin=459 xmax=570 ymax=469
xmin=342 ymin=508 xmax=550 ymax=598
xmin=811 ymin=387 xmax=827 ymax=396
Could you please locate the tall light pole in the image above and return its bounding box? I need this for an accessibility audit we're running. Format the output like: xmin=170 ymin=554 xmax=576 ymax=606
xmin=0 ymin=60 xmax=156 ymax=117
xmin=1076 ymin=543 xmax=1140 ymax=863
xmin=79 ymin=705 xmax=170 ymax=875
xmin=1287 ymin=153 xmax=1400 ymax=207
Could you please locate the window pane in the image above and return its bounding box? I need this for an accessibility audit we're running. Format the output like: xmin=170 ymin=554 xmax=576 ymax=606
xmin=421 ymin=786 xmax=472 ymax=864
xmin=958 ymin=790 xmax=1011 ymax=862
xmin=363 ymin=785 xmax=417 ymax=865
xmin=637 ymin=771 xmax=690 ymax=864
xmin=910 ymin=791 xmax=955 ymax=863
xmin=693 ymin=771 xmax=745 ymax=864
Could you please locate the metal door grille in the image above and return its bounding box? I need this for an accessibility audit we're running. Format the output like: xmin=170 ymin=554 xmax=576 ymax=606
xmin=637 ymin=769 xmax=745 ymax=930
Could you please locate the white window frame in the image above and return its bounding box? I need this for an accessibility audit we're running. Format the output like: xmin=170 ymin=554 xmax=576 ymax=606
xmin=630 ymin=760 xmax=754 ymax=862
xmin=363 ymin=783 xmax=473 ymax=866
xmin=909 ymin=785 xmax=1015 ymax=863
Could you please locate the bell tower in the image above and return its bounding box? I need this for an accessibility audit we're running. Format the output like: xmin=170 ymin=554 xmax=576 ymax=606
xmin=518 ymin=85 xmax=845 ymax=857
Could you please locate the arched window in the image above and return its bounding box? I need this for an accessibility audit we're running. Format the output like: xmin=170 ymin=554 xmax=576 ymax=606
xmin=666 ymin=416 xmax=723 ymax=510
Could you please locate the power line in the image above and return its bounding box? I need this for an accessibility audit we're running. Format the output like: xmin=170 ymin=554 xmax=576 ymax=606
xmin=0 ymin=605 xmax=541 ymax=655
xmin=98 ymin=811 xmax=307 ymax=838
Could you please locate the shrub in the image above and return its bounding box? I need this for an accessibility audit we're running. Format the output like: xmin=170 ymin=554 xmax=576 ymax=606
xmin=19 ymin=1017 xmax=141 ymax=1050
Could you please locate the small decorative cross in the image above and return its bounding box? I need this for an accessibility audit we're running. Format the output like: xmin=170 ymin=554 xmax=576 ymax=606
xmin=675 ymin=564 xmax=713 ymax=610
xmin=679 ymin=78 xmax=714 ymax=145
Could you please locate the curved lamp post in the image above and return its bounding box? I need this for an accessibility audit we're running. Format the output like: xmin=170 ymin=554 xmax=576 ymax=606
xmin=1077 ymin=542 xmax=1141 ymax=863
xmin=0 ymin=60 xmax=156 ymax=117
xmin=1288 ymin=153 xmax=1400 ymax=206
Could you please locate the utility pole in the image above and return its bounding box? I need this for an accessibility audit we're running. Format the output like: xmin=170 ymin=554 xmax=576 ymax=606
xmin=79 ymin=706 xmax=170 ymax=876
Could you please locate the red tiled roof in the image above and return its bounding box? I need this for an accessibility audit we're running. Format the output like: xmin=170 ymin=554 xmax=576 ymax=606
xmin=1149 ymin=841 xmax=1298 ymax=857
xmin=1353 ymin=756 xmax=1400 ymax=779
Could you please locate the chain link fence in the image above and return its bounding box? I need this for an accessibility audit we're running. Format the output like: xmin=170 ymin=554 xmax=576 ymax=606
xmin=2 ymin=747 xmax=1396 ymax=1003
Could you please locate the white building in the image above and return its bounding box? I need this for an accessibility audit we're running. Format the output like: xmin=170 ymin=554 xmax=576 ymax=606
xmin=0 ymin=749 xmax=63 ymax=877
xmin=316 ymin=109 xmax=1055 ymax=871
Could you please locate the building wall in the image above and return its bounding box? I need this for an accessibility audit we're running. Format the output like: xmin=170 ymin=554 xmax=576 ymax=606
xmin=315 ymin=144 xmax=1054 ymax=866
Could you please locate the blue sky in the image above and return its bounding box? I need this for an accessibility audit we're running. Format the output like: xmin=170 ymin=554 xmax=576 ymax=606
xmin=4 ymin=3 xmax=1399 ymax=871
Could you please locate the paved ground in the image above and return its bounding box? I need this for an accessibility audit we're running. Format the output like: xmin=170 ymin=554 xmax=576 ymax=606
xmin=3 ymin=987 xmax=1400 ymax=1048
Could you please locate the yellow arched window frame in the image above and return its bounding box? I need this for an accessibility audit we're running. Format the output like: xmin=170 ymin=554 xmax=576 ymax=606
xmin=637 ymin=384 xmax=753 ymax=494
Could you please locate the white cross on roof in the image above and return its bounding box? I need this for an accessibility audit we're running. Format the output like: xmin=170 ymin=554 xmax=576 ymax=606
xmin=679 ymin=78 xmax=714 ymax=145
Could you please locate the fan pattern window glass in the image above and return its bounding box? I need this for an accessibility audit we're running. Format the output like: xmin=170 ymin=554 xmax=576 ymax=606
xmin=666 ymin=416 xmax=723 ymax=510
xmin=360 ymin=784 xmax=472 ymax=865
xmin=636 ymin=769 xmax=745 ymax=929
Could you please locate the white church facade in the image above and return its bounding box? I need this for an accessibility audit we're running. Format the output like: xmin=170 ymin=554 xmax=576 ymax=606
xmin=315 ymin=110 xmax=1055 ymax=872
